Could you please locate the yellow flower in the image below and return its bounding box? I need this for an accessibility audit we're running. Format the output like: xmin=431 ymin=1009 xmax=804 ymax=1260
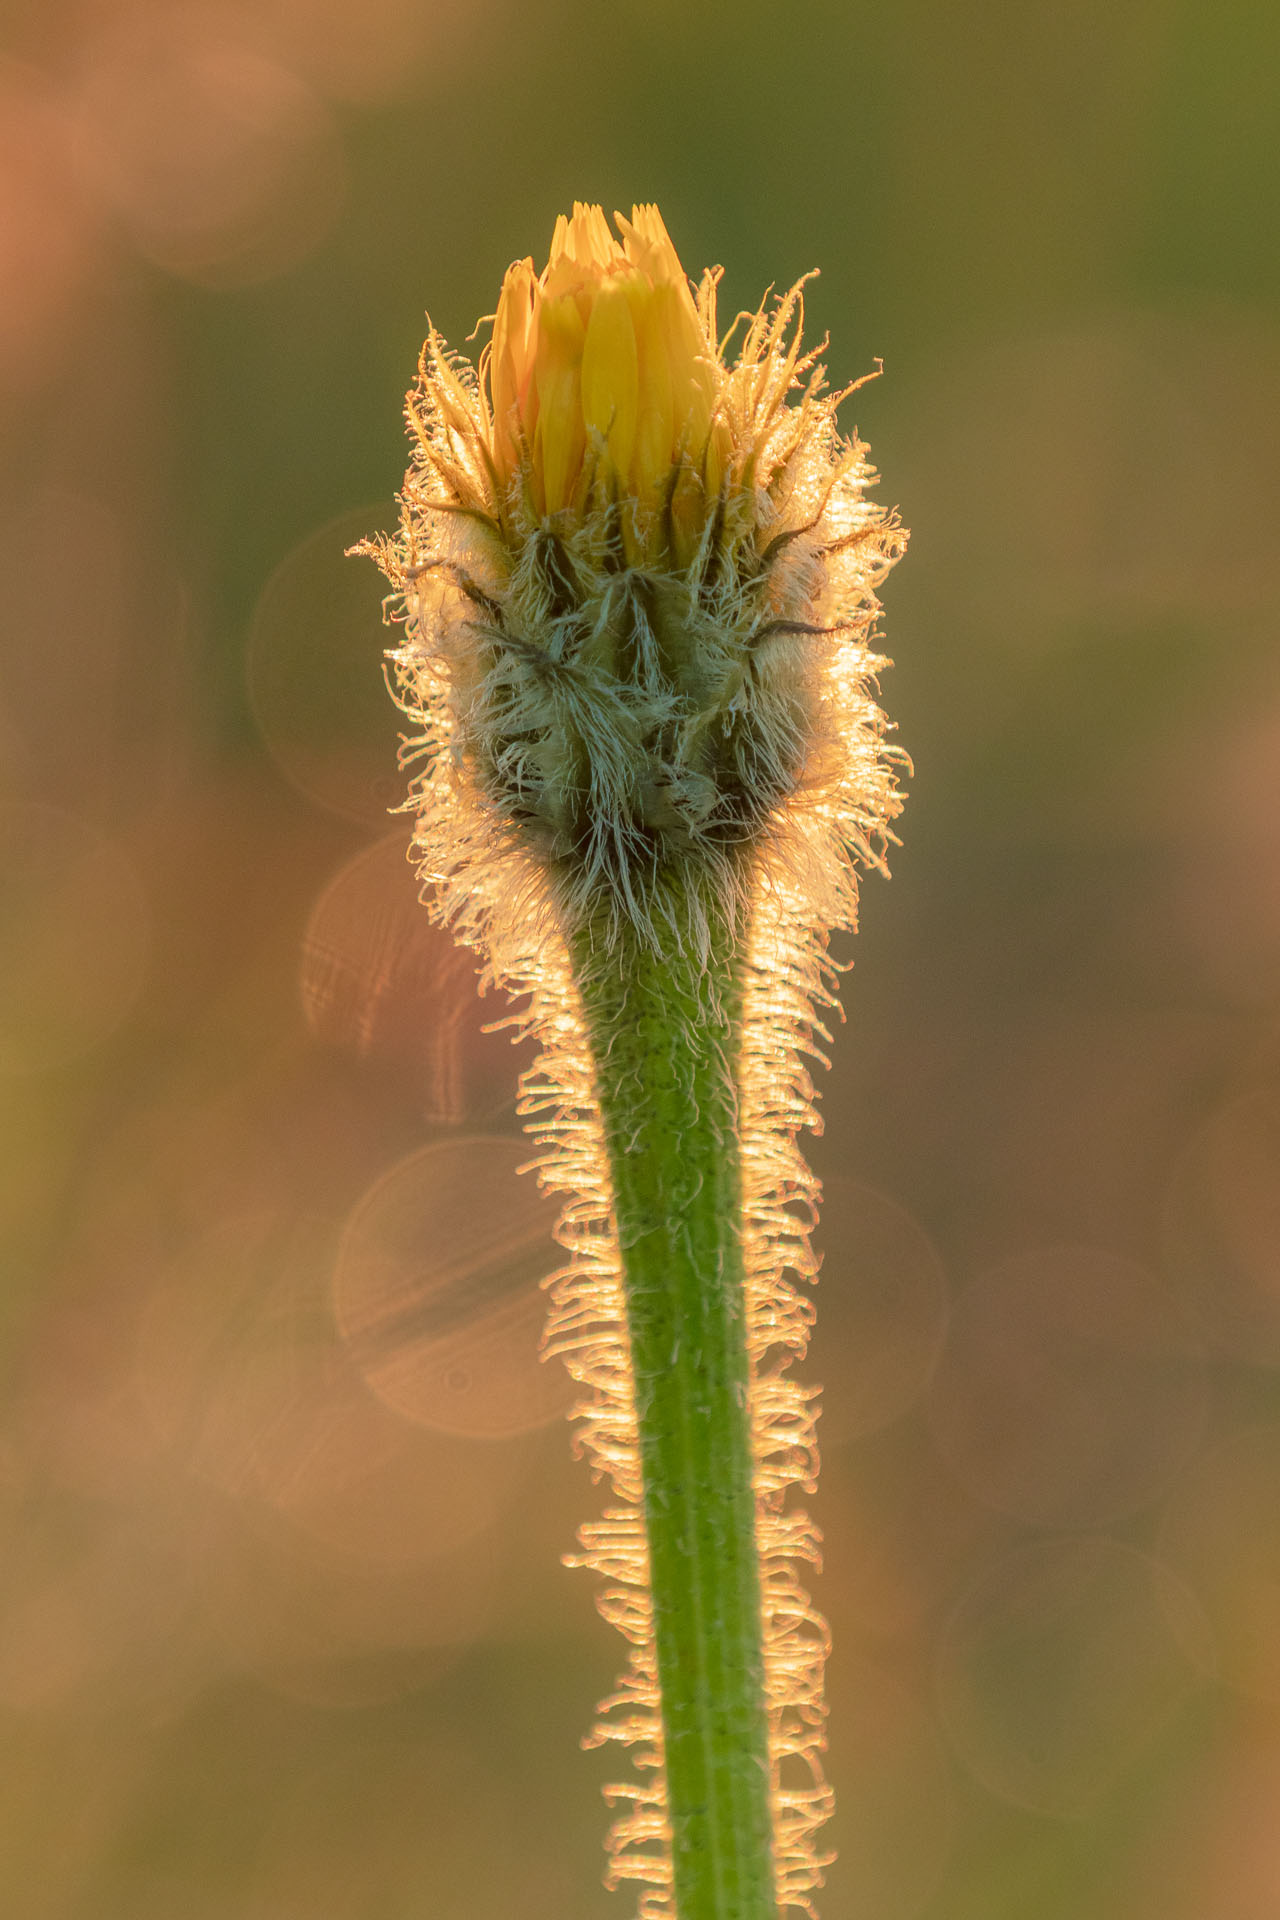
xmin=486 ymin=203 xmax=728 ymax=565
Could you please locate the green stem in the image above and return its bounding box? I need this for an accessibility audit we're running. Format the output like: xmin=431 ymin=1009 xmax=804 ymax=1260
xmin=572 ymin=873 xmax=777 ymax=1920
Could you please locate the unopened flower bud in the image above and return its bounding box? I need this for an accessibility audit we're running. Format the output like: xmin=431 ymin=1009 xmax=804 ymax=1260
xmin=358 ymin=203 xmax=907 ymax=950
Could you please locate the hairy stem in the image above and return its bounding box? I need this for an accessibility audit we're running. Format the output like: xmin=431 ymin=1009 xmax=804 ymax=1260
xmin=572 ymin=873 xmax=777 ymax=1920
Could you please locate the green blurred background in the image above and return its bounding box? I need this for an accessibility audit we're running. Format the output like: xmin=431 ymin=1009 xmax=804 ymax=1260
xmin=2 ymin=1 xmax=1279 ymax=1914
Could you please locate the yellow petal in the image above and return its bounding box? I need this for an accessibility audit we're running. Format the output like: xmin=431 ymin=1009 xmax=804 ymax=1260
xmin=703 ymin=414 xmax=731 ymax=501
xmin=581 ymin=279 xmax=640 ymax=488
xmin=621 ymin=204 xmax=682 ymax=285
xmin=652 ymin=280 xmax=712 ymax=460
xmin=534 ymin=292 xmax=587 ymax=512
xmin=580 ymin=203 xmax=618 ymax=269
xmin=631 ymin=282 xmax=677 ymax=503
xmin=490 ymin=258 xmax=537 ymax=474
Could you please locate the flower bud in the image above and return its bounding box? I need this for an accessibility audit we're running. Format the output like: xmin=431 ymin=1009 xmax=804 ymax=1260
xmin=360 ymin=202 xmax=906 ymax=949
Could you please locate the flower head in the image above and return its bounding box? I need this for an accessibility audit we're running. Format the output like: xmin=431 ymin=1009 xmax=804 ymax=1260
xmin=357 ymin=203 xmax=907 ymax=947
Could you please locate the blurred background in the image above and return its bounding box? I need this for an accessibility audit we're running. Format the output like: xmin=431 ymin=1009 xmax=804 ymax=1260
xmin=1 ymin=0 xmax=1278 ymax=1914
